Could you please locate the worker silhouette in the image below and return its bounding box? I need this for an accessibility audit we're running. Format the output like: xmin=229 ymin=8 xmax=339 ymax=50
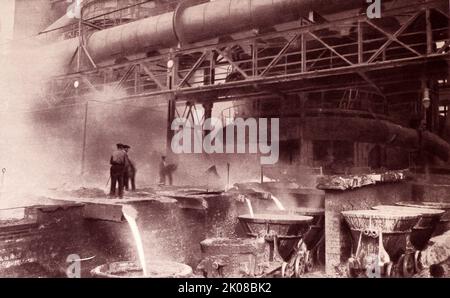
xmin=123 ymin=145 xmax=137 ymax=192
xmin=159 ymin=156 xmax=176 ymax=186
xmin=109 ymin=143 xmax=129 ymax=198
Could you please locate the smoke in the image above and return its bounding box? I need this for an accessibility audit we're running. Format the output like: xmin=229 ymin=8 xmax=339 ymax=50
xmin=78 ymin=95 xmax=168 ymax=185
xmin=0 ymin=37 xmax=260 ymax=205
xmin=169 ymin=151 xmax=262 ymax=190
xmin=0 ymin=38 xmax=170 ymax=207
xmin=0 ymin=40 xmax=76 ymax=204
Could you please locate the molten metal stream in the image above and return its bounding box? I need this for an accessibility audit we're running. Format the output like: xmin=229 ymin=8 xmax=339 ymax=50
xmin=245 ymin=198 xmax=255 ymax=218
xmin=122 ymin=206 xmax=148 ymax=277
xmin=271 ymin=195 xmax=286 ymax=211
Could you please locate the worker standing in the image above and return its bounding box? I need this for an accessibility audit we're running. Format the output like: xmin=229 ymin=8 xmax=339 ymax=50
xmin=159 ymin=156 xmax=167 ymax=186
xmin=123 ymin=145 xmax=137 ymax=192
xmin=109 ymin=143 xmax=128 ymax=199
xmin=159 ymin=155 xmax=175 ymax=186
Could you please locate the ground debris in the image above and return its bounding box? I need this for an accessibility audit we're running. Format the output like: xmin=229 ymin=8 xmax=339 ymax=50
xmin=67 ymin=187 xmax=107 ymax=198
xmin=418 ymin=230 xmax=450 ymax=277
xmin=0 ymin=262 xmax=63 ymax=278
xmin=317 ymin=170 xmax=409 ymax=190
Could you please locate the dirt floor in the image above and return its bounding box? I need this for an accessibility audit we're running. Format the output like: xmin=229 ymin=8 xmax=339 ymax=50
xmin=0 ymin=263 xmax=64 ymax=278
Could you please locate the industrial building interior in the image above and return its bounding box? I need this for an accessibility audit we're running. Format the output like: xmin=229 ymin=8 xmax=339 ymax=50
xmin=1 ymin=0 xmax=450 ymax=278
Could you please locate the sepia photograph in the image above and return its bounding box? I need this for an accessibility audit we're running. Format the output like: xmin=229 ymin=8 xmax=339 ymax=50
xmin=0 ymin=0 xmax=450 ymax=283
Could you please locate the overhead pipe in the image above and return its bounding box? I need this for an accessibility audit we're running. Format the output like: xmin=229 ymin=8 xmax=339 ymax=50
xmin=37 ymin=0 xmax=370 ymax=70
xmin=27 ymin=0 xmax=450 ymax=160
xmin=86 ymin=0 xmax=369 ymax=62
xmin=303 ymin=117 xmax=450 ymax=162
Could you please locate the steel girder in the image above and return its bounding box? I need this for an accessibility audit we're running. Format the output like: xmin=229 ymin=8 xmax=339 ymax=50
xmin=48 ymin=0 xmax=449 ymax=108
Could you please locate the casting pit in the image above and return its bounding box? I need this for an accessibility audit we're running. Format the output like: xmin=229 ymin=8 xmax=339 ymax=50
xmin=91 ymin=261 xmax=193 ymax=278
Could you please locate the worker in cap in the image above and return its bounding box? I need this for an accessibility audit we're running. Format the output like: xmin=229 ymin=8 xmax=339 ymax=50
xmin=109 ymin=143 xmax=129 ymax=198
xmin=123 ymin=145 xmax=137 ymax=192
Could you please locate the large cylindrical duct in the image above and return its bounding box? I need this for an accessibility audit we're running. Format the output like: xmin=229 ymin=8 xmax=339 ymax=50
xmin=303 ymin=117 xmax=450 ymax=162
xmin=85 ymin=0 xmax=367 ymax=62
xmin=35 ymin=0 xmax=370 ymax=72
xmin=175 ymin=0 xmax=365 ymax=44
xmin=86 ymin=11 xmax=177 ymax=61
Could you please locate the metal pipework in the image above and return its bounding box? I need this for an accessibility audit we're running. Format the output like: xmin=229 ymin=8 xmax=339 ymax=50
xmin=36 ymin=0 xmax=369 ymax=73
xmin=85 ymin=0 xmax=367 ymax=62
xmin=303 ymin=116 xmax=450 ymax=162
xmin=175 ymin=0 xmax=368 ymax=44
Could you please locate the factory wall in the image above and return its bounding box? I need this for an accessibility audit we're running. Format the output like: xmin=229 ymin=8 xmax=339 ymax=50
xmin=412 ymin=182 xmax=450 ymax=203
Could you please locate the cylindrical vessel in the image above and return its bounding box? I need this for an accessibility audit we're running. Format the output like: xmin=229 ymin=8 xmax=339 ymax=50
xmin=342 ymin=210 xmax=420 ymax=262
xmin=84 ymin=0 xmax=368 ymax=62
xmin=372 ymin=205 xmax=444 ymax=250
xmin=238 ymin=213 xmax=313 ymax=261
xmin=396 ymin=201 xmax=450 ymax=236
xmin=32 ymin=0 xmax=396 ymax=75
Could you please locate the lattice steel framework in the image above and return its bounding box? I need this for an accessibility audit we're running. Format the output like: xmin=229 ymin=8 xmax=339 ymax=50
xmin=48 ymin=1 xmax=449 ymax=107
